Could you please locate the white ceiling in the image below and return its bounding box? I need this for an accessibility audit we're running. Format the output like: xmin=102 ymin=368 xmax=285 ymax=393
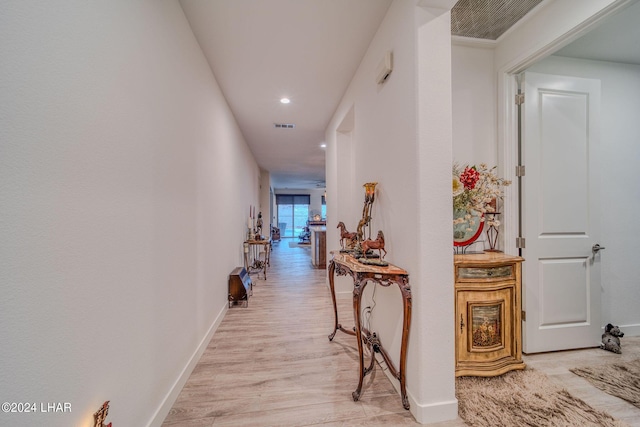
xmin=553 ymin=0 xmax=640 ymax=65
xmin=179 ymin=0 xmax=393 ymax=190
xmin=178 ymin=0 xmax=640 ymax=190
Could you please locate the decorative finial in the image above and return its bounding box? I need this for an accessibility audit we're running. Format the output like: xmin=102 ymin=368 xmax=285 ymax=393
xmin=94 ymin=401 xmax=112 ymax=427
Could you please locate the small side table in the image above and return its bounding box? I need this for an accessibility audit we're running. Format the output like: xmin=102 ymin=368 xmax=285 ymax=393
xmin=243 ymin=239 xmax=271 ymax=279
xmin=454 ymin=252 xmax=525 ymax=376
xmin=327 ymin=252 xmax=412 ymax=410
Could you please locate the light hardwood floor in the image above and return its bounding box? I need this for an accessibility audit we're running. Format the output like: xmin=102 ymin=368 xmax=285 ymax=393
xmin=162 ymin=241 xmax=639 ymax=426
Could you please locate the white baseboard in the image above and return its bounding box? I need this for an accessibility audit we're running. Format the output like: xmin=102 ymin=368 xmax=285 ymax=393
xmin=620 ymin=323 xmax=640 ymax=337
xmin=409 ymin=395 xmax=459 ymax=425
xmin=335 ymin=290 xmax=352 ymax=299
xmin=324 ymin=283 xmax=353 ymax=300
xmin=146 ymin=302 xmax=228 ymax=427
xmin=374 ymin=353 xmax=459 ymax=425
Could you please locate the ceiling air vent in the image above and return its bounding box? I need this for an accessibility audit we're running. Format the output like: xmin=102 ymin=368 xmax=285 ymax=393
xmin=451 ymin=0 xmax=544 ymax=40
xmin=274 ymin=123 xmax=295 ymax=129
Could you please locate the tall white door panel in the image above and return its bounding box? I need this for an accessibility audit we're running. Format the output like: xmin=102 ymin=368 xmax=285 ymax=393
xmin=521 ymin=72 xmax=602 ymax=353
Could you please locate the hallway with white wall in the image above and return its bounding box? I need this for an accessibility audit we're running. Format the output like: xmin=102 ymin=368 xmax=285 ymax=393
xmin=0 ymin=1 xmax=260 ymax=425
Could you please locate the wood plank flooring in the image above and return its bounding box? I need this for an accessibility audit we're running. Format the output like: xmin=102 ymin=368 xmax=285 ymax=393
xmin=162 ymin=240 xmax=429 ymax=426
xmin=162 ymin=241 xmax=639 ymax=426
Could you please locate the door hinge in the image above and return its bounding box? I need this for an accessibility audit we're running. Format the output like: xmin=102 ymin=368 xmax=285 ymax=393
xmin=515 ymin=93 xmax=525 ymax=105
xmin=516 ymin=165 xmax=525 ymax=177
xmin=522 ymin=310 xmax=526 ymax=321
xmin=516 ymin=237 xmax=526 ymax=248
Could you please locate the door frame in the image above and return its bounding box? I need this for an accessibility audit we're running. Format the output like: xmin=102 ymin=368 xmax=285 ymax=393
xmin=498 ymin=0 xmax=634 ymax=255
xmin=495 ymin=0 xmax=633 ymax=351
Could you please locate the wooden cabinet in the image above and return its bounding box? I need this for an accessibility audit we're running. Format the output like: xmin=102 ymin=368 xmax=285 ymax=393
xmin=454 ymin=253 xmax=525 ymax=377
xmin=228 ymin=267 xmax=252 ymax=307
xmin=310 ymin=226 xmax=326 ymax=268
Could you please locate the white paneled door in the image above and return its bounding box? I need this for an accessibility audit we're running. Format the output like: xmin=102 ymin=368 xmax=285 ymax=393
xmin=521 ymin=72 xmax=603 ymax=353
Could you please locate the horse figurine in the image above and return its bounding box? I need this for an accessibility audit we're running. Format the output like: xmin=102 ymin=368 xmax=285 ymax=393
xmin=362 ymin=230 xmax=386 ymax=259
xmin=337 ymin=221 xmax=357 ymax=249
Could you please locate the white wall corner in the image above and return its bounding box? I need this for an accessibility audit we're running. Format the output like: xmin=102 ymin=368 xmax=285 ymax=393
xmin=375 ymin=356 xmax=459 ymax=424
xmin=413 ymin=7 xmax=457 ymax=424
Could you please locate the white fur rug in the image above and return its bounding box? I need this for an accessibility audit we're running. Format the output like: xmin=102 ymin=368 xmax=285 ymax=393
xmin=571 ymin=358 xmax=640 ymax=409
xmin=456 ymin=369 xmax=625 ymax=427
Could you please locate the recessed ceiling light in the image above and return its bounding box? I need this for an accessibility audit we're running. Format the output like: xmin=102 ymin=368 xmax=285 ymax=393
xmin=280 ymin=98 xmax=290 ymax=104
xmin=320 ymin=143 xmax=327 ymax=148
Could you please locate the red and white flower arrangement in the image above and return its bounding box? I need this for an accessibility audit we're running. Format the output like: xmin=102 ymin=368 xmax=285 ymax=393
xmin=453 ymin=163 xmax=511 ymax=231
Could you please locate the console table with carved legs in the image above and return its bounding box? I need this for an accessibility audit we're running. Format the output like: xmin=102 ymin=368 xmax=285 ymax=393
xmin=327 ymin=252 xmax=412 ymax=410
xmin=243 ymin=239 xmax=271 ymax=279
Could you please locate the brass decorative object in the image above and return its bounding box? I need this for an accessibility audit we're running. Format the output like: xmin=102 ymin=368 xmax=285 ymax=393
xmin=256 ymin=211 xmax=263 ymax=236
xmin=362 ymin=230 xmax=385 ymax=258
xmin=351 ymin=182 xmax=381 ymax=260
xmin=357 ymin=182 xmax=377 ymax=242
xmin=93 ymin=401 xmax=112 ymax=427
xmin=337 ymin=182 xmax=388 ymax=265
xmin=359 ymin=232 xmax=388 ymax=266
xmin=337 ymin=221 xmax=357 ymax=250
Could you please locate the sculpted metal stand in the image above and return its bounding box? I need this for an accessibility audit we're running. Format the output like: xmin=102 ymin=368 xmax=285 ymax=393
xmin=356 ymin=182 xmax=377 ymax=242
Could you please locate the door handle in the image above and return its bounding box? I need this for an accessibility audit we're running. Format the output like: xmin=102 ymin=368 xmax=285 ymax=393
xmin=592 ymin=244 xmax=606 ymax=254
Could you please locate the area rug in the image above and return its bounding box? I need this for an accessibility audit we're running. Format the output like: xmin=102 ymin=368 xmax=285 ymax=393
xmin=456 ymin=369 xmax=625 ymax=427
xmin=570 ymin=358 xmax=640 ymax=409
